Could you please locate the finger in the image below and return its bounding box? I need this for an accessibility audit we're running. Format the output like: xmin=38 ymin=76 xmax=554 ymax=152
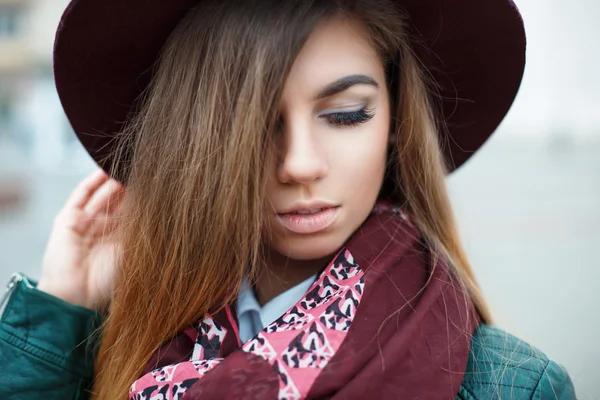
xmin=84 ymin=179 xmax=126 ymax=217
xmin=90 ymin=214 xmax=121 ymax=238
xmin=105 ymin=182 xmax=127 ymax=216
xmin=91 ymin=179 xmax=126 ymax=217
xmin=64 ymin=169 xmax=110 ymax=210
xmin=56 ymin=207 xmax=94 ymax=236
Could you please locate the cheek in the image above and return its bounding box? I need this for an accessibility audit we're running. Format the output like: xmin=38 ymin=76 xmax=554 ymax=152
xmin=328 ymin=115 xmax=389 ymax=194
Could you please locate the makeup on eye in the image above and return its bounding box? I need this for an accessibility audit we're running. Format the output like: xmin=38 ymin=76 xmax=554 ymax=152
xmin=273 ymin=103 xmax=377 ymax=133
xmin=320 ymin=107 xmax=375 ymax=127
xmin=314 ymin=82 xmax=379 ymax=127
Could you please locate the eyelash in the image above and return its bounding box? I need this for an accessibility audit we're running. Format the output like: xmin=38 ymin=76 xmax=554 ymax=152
xmin=322 ymin=107 xmax=375 ymax=127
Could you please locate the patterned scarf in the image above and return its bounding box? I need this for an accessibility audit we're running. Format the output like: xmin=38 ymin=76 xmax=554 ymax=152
xmin=129 ymin=204 xmax=479 ymax=399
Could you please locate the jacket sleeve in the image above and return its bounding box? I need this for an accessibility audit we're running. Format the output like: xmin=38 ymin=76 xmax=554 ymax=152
xmin=457 ymin=324 xmax=578 ymax=400
xmin=0 ymin=273 xmax=103 ymax=400
xmin=533 ymin=359 xmax=577 ymax=400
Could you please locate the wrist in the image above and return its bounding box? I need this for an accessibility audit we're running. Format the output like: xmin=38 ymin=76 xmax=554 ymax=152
xmin=36 ymin=279 xmax=89 ymax=309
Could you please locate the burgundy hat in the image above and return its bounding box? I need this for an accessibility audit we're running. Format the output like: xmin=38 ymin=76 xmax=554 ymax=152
xmin=53 ymin=0 xmax=526 ymax=182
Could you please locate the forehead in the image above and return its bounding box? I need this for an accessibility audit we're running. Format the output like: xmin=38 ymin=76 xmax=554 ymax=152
xmin=282 ymin=17 xmax=384 ymax=99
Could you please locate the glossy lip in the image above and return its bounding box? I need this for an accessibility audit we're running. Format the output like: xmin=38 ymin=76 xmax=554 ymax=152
xmin=276 ymin=201 xmax=340 ymax=234
xmin=277 ymin=200 xmax=339 ymax=215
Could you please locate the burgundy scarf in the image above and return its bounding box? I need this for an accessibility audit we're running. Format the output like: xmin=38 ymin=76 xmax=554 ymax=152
xmin=129 ymin=204 xmax=479 ymax=399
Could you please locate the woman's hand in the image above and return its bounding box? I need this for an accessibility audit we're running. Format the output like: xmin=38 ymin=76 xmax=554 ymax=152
xmin=37 ymin=169 xmax=126 ymax=312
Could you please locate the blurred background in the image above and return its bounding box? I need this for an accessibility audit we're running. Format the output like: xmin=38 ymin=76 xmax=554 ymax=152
xmin=0 ymin=0 xmax=598 ymax=397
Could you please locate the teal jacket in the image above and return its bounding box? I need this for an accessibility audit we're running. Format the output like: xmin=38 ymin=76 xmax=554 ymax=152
xmin=0 ymin=273 xmax=577 ymax=399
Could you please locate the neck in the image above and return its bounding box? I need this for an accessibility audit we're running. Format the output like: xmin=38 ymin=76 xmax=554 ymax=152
xmin=253 ymin=250 xmax=333 ymax=306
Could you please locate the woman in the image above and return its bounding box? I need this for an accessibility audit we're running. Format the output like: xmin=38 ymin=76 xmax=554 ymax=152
xmin=0 ymin=0 xmax=576 ymax=399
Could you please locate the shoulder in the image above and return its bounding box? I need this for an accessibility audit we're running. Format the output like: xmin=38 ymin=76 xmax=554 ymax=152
xmin=458 ymin=324 xmax=577 ymax=400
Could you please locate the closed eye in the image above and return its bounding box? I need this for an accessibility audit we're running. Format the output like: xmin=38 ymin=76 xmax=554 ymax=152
xmin=321 ymin=108 xmax=375 ymax=127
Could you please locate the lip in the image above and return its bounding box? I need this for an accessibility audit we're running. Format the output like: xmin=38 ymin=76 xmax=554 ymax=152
xmin=277 ymin=200 xmax=338 ymax=215
xmin=276 ymin=203 xmax=340 ymax=234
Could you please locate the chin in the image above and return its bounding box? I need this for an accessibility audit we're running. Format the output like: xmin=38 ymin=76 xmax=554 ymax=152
xmin=271 ymin=234 xmax=347 ymax=261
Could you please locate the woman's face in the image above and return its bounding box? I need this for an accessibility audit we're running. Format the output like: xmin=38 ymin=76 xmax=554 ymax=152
xmin=266 ymin=17 xmax=391 ymax=261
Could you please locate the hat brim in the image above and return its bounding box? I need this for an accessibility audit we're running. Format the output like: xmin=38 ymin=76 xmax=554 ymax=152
xmin=53 ymin=0 xmax=526 ymax=180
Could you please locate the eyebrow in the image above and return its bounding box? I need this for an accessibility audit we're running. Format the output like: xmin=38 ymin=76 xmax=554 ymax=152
xmin=314 ymin=74 xmax=380 ymax=100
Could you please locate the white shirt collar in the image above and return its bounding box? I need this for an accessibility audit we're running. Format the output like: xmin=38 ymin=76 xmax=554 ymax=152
xmin=236 ymin=274 xmax=317 ymax=342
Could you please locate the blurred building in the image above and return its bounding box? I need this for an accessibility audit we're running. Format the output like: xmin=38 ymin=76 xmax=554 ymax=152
xmin=0 ymin=0 xmax=75 ymax=173
xmin=1 ymin=0 xmax=599 ymax=170
xmin=0 ymin=0 xmax=75 ymax=210
xmin=0 ymin=0 xmax=31 ymax=154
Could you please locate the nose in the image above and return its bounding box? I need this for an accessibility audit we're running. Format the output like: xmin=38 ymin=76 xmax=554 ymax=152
xmin=277 ymin=120 xmax=329 ymax=185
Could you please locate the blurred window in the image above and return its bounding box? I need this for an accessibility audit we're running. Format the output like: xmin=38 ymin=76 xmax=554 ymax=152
xmin=0 ymin=83 xmax=13 ymax=142
xmin=0 ymin=7 xmax=23 ymax=38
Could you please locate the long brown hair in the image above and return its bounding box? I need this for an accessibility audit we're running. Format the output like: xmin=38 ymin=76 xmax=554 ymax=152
xmin=90 ymin=0 xmax=491 ymax=398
